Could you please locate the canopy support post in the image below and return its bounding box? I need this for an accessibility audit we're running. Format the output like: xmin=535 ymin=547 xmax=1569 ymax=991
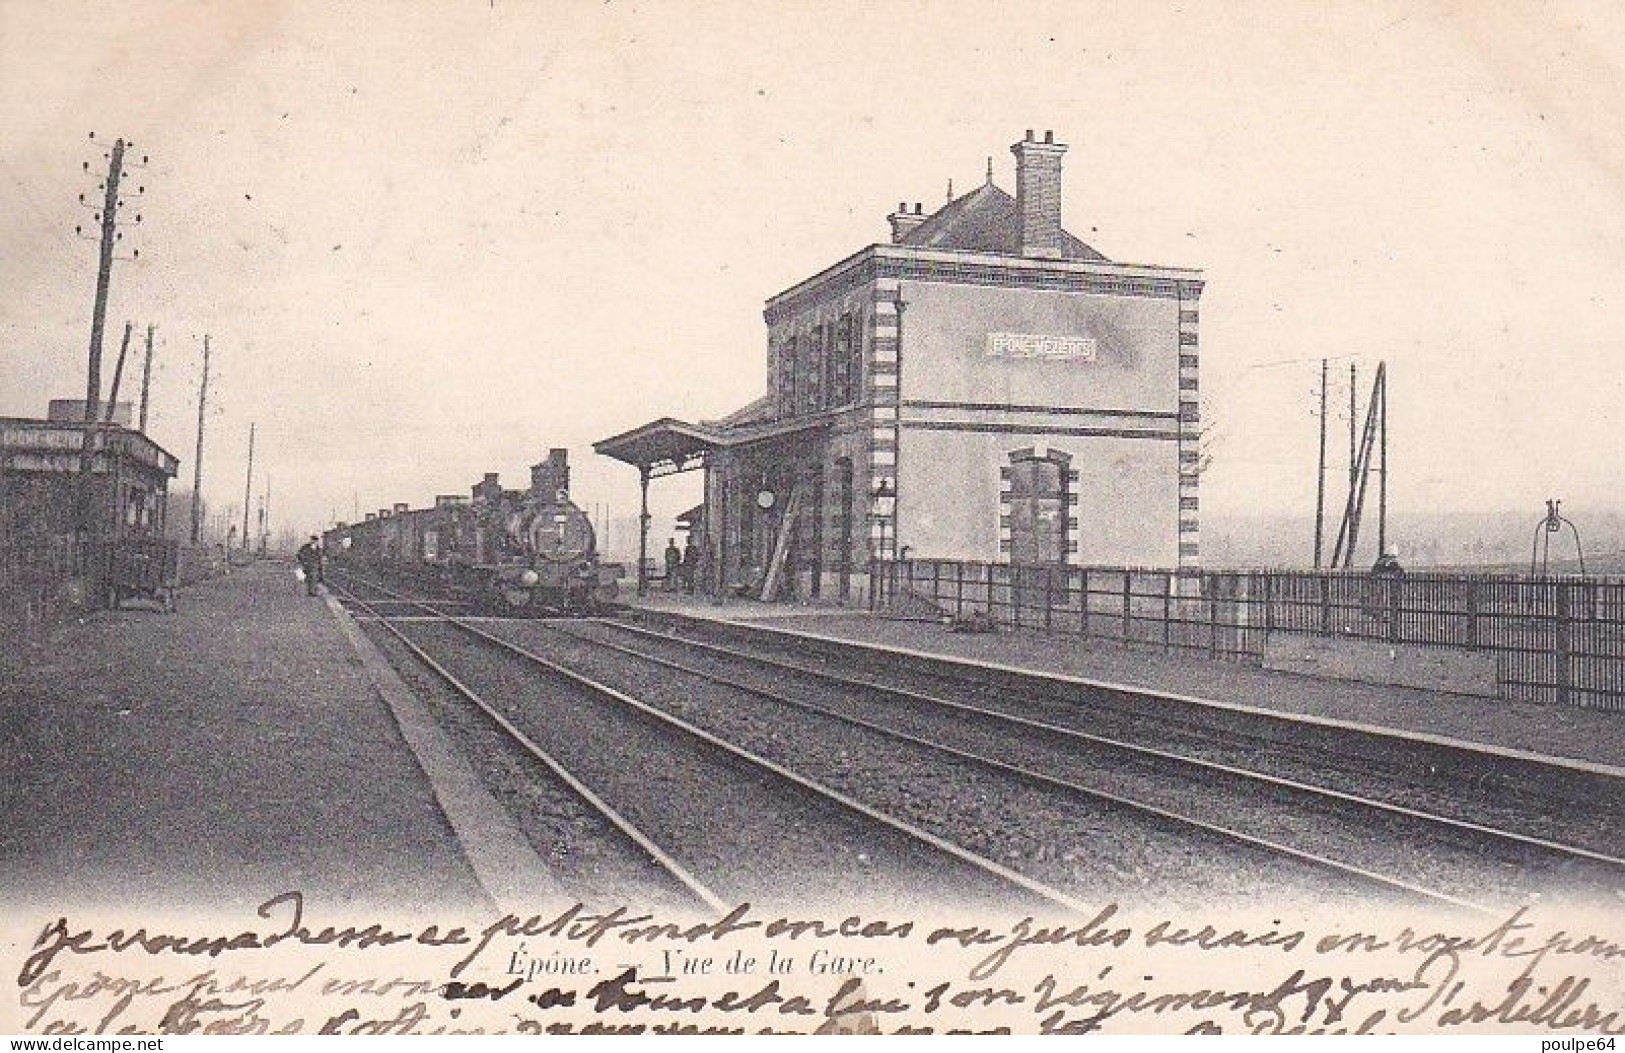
xmin=637 ymin=463 xmax=652 ymax=597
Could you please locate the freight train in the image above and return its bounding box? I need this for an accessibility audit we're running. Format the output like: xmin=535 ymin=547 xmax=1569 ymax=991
xmin=325 ymin=448 xmax=621 ymax=613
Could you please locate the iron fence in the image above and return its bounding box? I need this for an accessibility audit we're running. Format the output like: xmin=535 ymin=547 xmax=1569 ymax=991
xmin=869 ymin=559 xmax=1625 ymax=712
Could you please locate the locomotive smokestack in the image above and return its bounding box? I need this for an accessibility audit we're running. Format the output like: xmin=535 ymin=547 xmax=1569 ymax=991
xmin=530 ymin=448 xmax=571 ymax=502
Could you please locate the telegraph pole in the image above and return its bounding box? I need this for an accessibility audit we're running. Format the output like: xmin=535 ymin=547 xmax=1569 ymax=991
xmin=241 ymin=422 xmax=255 ymax=553
xmin=138 ymin=324 xmax=155 ymax=433
xmin=1313 ymin=358 xmax=1328 ymax=568
xmin=1347 ymin=362 xmax=1358 ymax=498
xmin=104 ymin=321 xmax=133 ymax=421
xmin=1377 ymin=367 xmax=1389 ymax=557
xmin=190 ymin=335 xmax=211 ymax=543
xmin=76 ymin=137 xmax=126 ymax=533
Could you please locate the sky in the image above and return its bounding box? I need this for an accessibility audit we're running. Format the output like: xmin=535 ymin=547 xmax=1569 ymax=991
xmin=4 ymin=0 xmax=1625 ymax=546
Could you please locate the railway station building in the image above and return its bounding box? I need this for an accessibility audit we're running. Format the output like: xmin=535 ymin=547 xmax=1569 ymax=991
xmin=0 ymin=400 xmax=178 ymax=544
xmin=596 ymin=130 xmax=1203 ymax=602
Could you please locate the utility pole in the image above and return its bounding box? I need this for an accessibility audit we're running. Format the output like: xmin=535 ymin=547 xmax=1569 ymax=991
xmin=190 ymin=335 xmax=211 ymax=543
xmin=76 ymin=136 xmax=126 ymax=534
xmin=241 ymin=422 xmax=255 ymax=553
xmin=138 ymin=324 xmax=155 ymax=433
xmin=104 ymin=321 xmax=133 ymax=421
xmin=1313 ymin=358 xmax=1328 ymax=568
xmin=1348 ymin=362 xmax=1358 ymax=498
xmin=1330 ymin=361 xmax=1387 ymax=569
xmin=1377 ymin=367 xmax=1389 ymax=557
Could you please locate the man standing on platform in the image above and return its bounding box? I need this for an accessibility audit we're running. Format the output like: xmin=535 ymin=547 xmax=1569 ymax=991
xmin=663 ymin=537 xmax=682 ymax=592
xmin=680 ymin=535 xmax=699 ymax=593
xmin=296 ymin=535 xmax=324 ymax=597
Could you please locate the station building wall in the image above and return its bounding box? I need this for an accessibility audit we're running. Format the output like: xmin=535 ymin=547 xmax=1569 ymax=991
xmin=897 ymin=428 xmax=1180 ymax=567
xmin=898 ymin=281 xmax=1181 ymax=410
xmin=892 ymin=279 xmax=1185 ymax=567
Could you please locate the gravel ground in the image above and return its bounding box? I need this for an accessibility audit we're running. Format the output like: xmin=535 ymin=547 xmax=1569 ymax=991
xmin=630 ymin=613 xmax=1625 ymax=857
xmin=567 ymin=620 xmax=1625 ymax=908
xmin=358 ymin=618 xmax=696 ymax=912
xmin=384 ymin=618 xmax=1037 ymax=916
xmin=480 ymin=620 xmax=1395 ymax=917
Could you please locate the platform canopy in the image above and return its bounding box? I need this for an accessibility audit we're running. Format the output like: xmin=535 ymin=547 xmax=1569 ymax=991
xmin=593 ymin=417 xmax=717 ymax=478
xmin=595 ymin=406 xmax=835 ymax=597
xmin=594 ymin=412 xmax=833 ymax=478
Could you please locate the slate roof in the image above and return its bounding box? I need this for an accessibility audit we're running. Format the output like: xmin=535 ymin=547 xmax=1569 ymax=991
xmin=897 ymin=181 xmax=1107 ymax=262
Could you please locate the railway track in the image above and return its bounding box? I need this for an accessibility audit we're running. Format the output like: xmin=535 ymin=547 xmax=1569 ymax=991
xmin=332 ymin=577 xmax=715 ymax=912
xmin=627 ymin=612 xmax=1625 ymax=854
xmin=599 ymin=617 xmax=1625 ymax=894
xmin=335 ymin=571 xmax=1622 ymax=913
xmin=330 ymin=572 xmax=1088 ymax=915
xmin=532 ymin=616 xmax=1625 ymax=911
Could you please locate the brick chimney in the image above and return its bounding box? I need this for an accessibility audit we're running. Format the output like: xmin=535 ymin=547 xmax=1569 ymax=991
xmin=472 ymin=472 xmax=502 ymax=504
xmin=1010 ymin=129 xmax=1067 ymax=259
xmin=529 ymin=448 xmax=571 ymax=501
xmin=888 ymin=201 xmax=927 ymax=242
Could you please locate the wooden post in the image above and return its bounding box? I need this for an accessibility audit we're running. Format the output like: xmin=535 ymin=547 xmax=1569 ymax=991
xmin=138 ymin=324 xmax=155 ymax=433
xmin=1556 ymin=582 xmax=1572 ymax=707
xmin=636 ymin=464 xmax=651 ymax=597
xmin=1121 ymin=572 xmax=1132 ymax=643
xmin=104 ymin=322 xmax=133 ymax=422
xmin=1208 ymin=573 xmax=1220 ymax=657
xmin=78 ymin=138 xmax=127 ymax=536
xmin=1080 ymin=567 xmax=1091 ymax=638
xmin=1388 ymin=570 xmax=1402 ymax=643
xmin=189 ymin=335 xmax=211 ymax=544
xmin=1162 ymin=571 xmax=1172 ymax=652
xmin=1466 ymin=578 xmax=1480 ymax=649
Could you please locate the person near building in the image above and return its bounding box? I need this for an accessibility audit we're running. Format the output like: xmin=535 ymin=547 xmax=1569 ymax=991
xmin=663 ymin=537 xmax=682 ymax=592
xmin=296 ymin=535 xmax=325 ymax=597
xmin=680 ymin=535 xmax=699 ymax=593
xmin=1365 ymin=543 xmax=1405 ymax=627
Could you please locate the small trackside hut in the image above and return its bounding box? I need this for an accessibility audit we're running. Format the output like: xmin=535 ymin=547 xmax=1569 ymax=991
xmin=597 ymin=130 xmax=1204 ymax=605
xmin=1 ymin=400 xmax=180 ymax=615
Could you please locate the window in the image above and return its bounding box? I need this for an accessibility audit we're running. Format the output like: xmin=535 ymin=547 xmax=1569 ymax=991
xmin=801 ymin=326 xmax=821 ymax=414
xmin=849 ymin=312 xmax=866 ymax=402
xmin=782 ymin=335 xmax=799 ymax=416
xmin=822 ymin=322 xmax=840 ymax=409
xmin=835 ymin=313 xmax=857 ymax=405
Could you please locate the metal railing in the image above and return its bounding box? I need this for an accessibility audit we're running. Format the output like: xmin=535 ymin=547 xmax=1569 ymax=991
xmin=869 ymin=559 xmax=1625 ymax=712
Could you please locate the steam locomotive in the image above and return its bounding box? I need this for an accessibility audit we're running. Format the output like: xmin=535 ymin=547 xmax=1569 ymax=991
xmin=326 ymin=448 xmax=621 ymax=613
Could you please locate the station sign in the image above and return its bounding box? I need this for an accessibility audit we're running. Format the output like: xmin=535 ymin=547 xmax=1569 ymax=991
xmin=985 ymin=332 xmax=1097 ymax=362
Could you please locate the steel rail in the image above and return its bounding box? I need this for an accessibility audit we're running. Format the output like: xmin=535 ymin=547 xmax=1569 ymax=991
xmin=544 ymin=620 xmax=1503 ymax=914
xmin=599 ymin=616 xmax=1625 ymax=873
xmin=333 ymin=573 xmax=1089 ymax=915
xmin=327 ymin=577 xmax=728 ymax=913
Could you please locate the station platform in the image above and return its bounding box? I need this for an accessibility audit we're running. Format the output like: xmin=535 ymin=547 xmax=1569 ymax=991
xmin=629 ymin=594 xmax=1625 ymax=777
xmin=0 ymin=561 xmax=494 ymax=916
